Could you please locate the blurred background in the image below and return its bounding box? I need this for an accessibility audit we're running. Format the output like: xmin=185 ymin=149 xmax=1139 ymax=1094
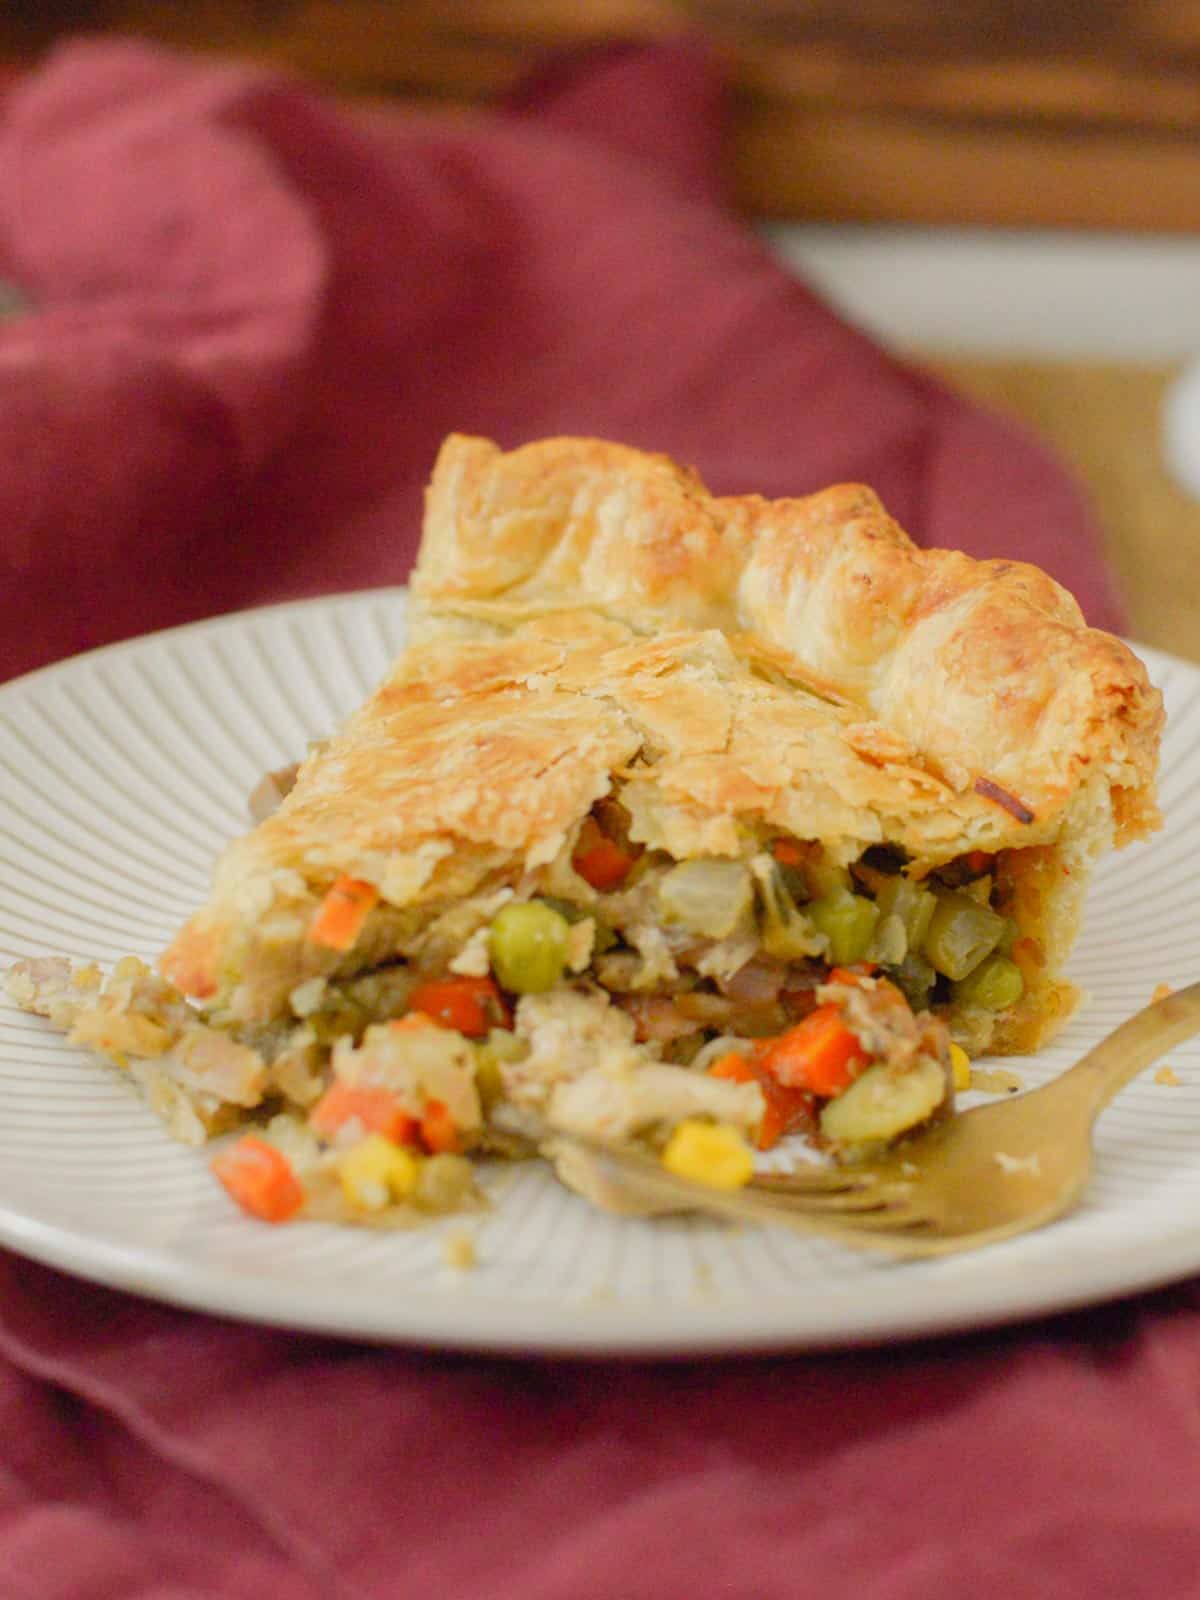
xmin=2 ymin=0 xmax=1199 ymax=657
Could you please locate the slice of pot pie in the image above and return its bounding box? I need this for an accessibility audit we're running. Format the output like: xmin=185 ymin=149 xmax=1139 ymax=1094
xmin=6 ymin=435 xmax=1163 ymax=1227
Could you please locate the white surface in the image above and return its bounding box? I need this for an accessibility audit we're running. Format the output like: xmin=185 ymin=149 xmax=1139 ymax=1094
xmin=766 ymin=224 xmax=1200 ymax=360
xmin=1 ymin=594 xmax=1198 ymax=1356
xmin=1164 ymin=359 xmax=1200 ymax=498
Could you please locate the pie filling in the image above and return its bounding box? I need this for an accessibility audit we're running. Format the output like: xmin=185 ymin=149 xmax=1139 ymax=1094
xmin=5 ymin=790 xmax=1039 ymax=1228
xmin=4 ymin=430 xmax=1164 ymax=1233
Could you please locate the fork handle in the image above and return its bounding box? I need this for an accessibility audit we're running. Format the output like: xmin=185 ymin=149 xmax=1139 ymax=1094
xmin=1062 ymin=981 xmax=1200 ymax=1110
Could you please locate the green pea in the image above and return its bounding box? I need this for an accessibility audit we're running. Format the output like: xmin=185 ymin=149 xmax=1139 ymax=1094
xmin=488 ymin=901 xmax=570 ymax=994
xmin=808 ymin=888 xmax=880 ymax=966
xmin=953 ymin=953 xmax=1025 ymax=1011
xmin=920 ymin=890 xmax=1006 ymax=982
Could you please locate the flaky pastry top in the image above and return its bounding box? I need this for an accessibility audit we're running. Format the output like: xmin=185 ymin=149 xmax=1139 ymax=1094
xmin=414 ymin=434 xmax=1161 ymax=846
xmin=161 ymin=434 xmax=1162 ymax=1007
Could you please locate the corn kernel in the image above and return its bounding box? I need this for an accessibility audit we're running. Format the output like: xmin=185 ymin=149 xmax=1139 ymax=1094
xmin=949 ymin=1041 xmax=971 ymax=1092
xmin=661 ymin=1120 xmax=754 ymax=1191
xmin=338 ymin=1134 xmax=421 ymax=1211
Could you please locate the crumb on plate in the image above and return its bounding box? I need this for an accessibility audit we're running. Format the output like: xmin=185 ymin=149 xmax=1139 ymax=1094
xmin=442 ymin=1230 xmax=477 ymax=1270
xmin=971 ymin=1067 xmax=1024 ymax=1096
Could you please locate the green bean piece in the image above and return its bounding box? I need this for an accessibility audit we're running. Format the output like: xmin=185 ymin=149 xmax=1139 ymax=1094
xmin=807 ymin=888 xmax=880 ymax=966
xmin=488 ymin=900 xmax=571 ymax=994
xmin=952 ymin=953 xmax=1025 ymax=1011
xmin=920 ymin=890 xmax=1006 ymax=982
xmin=888 ymin=952 xmax=937 ymax=1010
xmin=873 ymin=875 xmax=936 ymax=949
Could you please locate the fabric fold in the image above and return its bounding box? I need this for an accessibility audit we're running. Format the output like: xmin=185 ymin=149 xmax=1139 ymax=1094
xmin=4 ymin=1252 xmax=1200 ymax=1598
xmin=0 ymin=34 xmax=1121 ymax=684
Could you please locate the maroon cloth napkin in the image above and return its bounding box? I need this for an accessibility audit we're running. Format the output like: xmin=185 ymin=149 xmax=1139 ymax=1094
xmin=0 ymin=36 xmax=1161 ymax=1600
xmin=0 ymin=36 xmax=1122 ymax=687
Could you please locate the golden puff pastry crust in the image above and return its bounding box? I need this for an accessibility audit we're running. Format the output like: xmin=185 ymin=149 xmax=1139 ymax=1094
xmin=415 ymin=434 xmax=1161 ymax=847
xmin=163 ymin=434 xmax=1162 ymax=1044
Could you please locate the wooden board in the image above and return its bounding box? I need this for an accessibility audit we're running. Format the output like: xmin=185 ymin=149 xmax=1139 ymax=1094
xmin=6 ymin=0 xmax=1200 ymax=229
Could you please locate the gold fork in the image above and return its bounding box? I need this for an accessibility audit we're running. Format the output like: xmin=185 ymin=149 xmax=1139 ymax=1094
xmin=547 ymin=982 xmax=1200 ymax=1257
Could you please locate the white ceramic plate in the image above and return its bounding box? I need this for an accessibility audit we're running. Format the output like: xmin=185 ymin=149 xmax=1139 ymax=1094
xmin=1 ymin=593 xmax=1197 ymax=1357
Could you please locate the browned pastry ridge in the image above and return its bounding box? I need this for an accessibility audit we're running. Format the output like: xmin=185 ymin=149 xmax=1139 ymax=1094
xmin=162 ymin=434 xmax=1163 ymax=1054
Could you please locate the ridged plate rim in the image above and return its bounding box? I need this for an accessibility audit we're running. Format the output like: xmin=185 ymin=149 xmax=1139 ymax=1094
xmin=1 ymin=591 xmax=1197 ymax=1358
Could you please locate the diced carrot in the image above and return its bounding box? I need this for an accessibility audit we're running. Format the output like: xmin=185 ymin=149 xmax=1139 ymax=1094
xmin=756 ymin=1077 xmax=817 ymax=1151
xmin=309 ymin=1081 xmax=417 ymax=1145
xmin=709 ymin=1051 xmax=758 ymax=1084
xmin=420 ymin=1098 xmax=461 ymax=1154
xmin=407 ymin=976 xmax=511 ymax=1038
xmin=757 ymin=1005 xmax=869 ymax=1098
xmin=708 ymin=1052 xmax=814 ymax=1150
xmin=572 ymin=817 xmax=638 ymax=891
xmin=211 ymin=1136 xmax=304 ymax=1223
xmin=770 ymin=838 xmax=806 ymax=868
xmin=307 ymin=876 xmax=379 ymax=951
xmin=575 ymin=839 xmax=636 ymax=891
